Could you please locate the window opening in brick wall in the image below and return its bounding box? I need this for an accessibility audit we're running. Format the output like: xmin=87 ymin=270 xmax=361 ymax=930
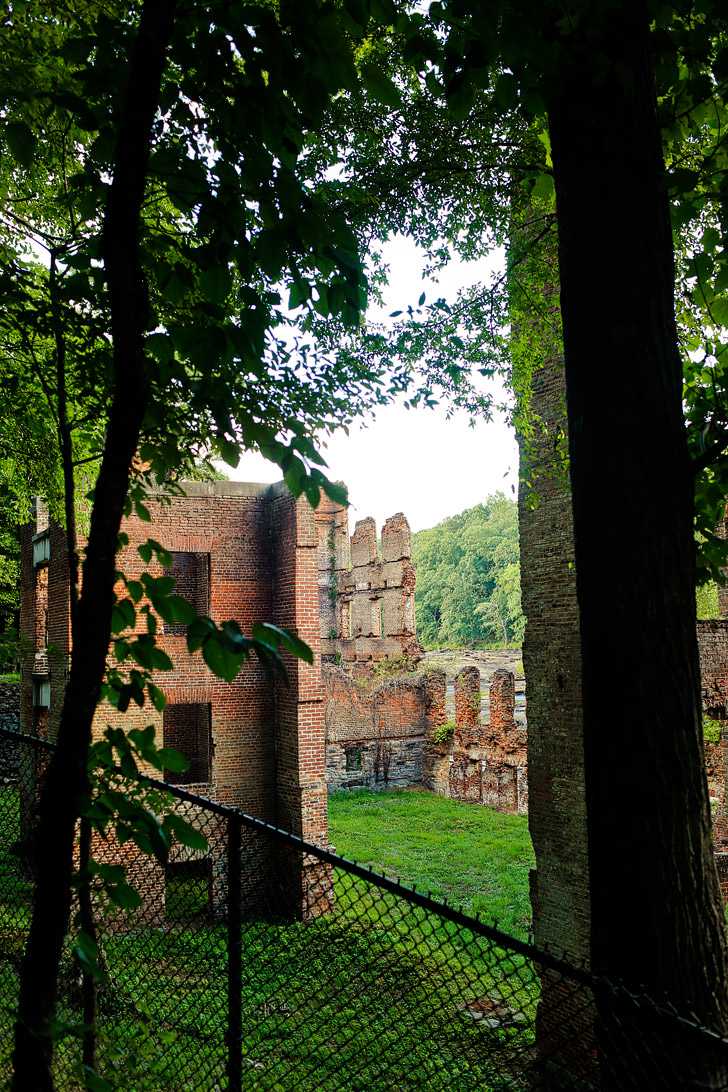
xmin=163 ymin=703 xmax=212 ymax=784
xmin=168 ymin=553 xmax=210 ymax=636
xmin=371 ymin=598 xmax=382 ymax=637
xmin=340 ymin=600 xmax=351 ymax=641
xmin=35 ymin=565 xmax=48 ymax=650
xmin=33 ymin=530 xmax=50 ymax=567
xmin=33 ymin=677 xmax=50 ymax=738
xmin=344 ymin=744 xmax=363 ymax=771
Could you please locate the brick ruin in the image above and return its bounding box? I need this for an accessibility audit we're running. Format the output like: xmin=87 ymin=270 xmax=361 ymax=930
xmin=21 ymin=482 xmax=535 ymax=835
xmin=314 ymin=498 xmax=423 ymax=671
xmin=20 ymin=482 xmax=332 ymax=923
xmin=695 ymin=506 xmax=728 ymax=895
xmin=427 ymin=667 xmax=528 ymax=813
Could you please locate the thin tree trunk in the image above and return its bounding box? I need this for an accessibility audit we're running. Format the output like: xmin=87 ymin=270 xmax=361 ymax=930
xmin=12 ymin=2 xmax=176 ymax=1086
xmin=50 ymin=249 xmax=100 ymax=1076
xmin=547 ymin=1 xmax=728 ymax=1085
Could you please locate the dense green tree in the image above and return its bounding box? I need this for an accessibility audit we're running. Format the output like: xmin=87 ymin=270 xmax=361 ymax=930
xmin=413 ymin=494 xmax=523 ymax=648
xmin=0 ymin=1 xmax=429 ymax=1085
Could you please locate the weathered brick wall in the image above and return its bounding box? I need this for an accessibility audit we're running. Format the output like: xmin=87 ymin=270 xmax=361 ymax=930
xmin=518 ymin=359 xmax=591 ymax=968
xmin=314 ymin=492 xmax=350 ymax=642
xmin=324 ymin=664 xmax=442 ymax=791
xmin=697 ymin=619 xmax=728 ymax=720
xmin=20 ymin=500 xmax=70 ymax=744
xmin=316 ymin=506 xmax=423 ymax=669
xmin=20 ymin=480 xmax=332 ymax=924
xmin=696 ymin=598 xmax=728 ymax=853
xmin=107 ymin=480 xmax=278 ymax=816
xmin=442 ymin=667 xmax=527 ymax=813
xmin=269 ymin=484 xmax=328 ymax=856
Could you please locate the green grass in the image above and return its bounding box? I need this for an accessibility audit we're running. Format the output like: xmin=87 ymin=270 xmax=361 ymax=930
xmin=328 ymin=789 xmax=535 ymax=941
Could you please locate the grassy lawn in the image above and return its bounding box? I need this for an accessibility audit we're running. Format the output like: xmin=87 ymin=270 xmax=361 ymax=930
xmin=329 ymin=789 xmax=535 ymax=941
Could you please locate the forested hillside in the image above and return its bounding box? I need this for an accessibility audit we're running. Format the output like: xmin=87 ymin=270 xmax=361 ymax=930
xmin=412 ymin=493 xmax=523 ymax=649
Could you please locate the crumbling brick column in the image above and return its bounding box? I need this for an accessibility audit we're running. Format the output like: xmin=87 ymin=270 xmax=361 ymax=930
xmin=454 ymin=666 xmax=481 ymax=742
xmin=313 ymin=492 xmax=349 ymax=650
xmin=449 ymin=668 xmax=482 ymax=803
xmin=489 ymin=668 xmax=515 ymax=731
xmin=421 ymin=668 xmax=449 ymax=793
xmin=381 ymin=514 xmax=416 ymax=640
xmin=424 ymin=668 xmax=447 ymax=731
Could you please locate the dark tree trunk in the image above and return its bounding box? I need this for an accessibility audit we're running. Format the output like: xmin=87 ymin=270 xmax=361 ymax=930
xmin=547 ymin=1 xmax=728 ymax=1086
xmin=11 ymin=2 xmax=175 ymax=1087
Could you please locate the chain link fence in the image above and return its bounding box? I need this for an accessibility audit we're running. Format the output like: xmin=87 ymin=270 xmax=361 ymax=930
xmin=2 ymin=726 xmax=728 ymax=1090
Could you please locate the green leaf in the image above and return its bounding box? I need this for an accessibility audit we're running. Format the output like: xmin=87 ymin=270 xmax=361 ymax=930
xmin=107 ymin=882 xmax=143 ymax=910
xmin=150 ymin=646 xmax=174 ymax=672
xmin=360 ymin=64 xmax=401 ymax=107
xmin=199 ymin=265 xmax=233 ymax=304
xmin=169 ymin=596 xmax=196 ymax=624
xmin=156 ymin=747 xmax=190 ymax=773
xmin=126 ymin=580 xmax=144 ymax=604
xmin=187 ymin=616 xmax=214 ymax=654
xmin=289 ymin=280 xmax=311 ymax=309
xmin=147 ymin=682 xmax=167 ymax=712
xmin=111 ymin=598 xmax=136 ymax=635
xmin=218 ymin=437 xmax=239 ymax=467
xmin=163 ymin=812 xmax=208 ymax=851
xmin=202 ymin=634 xmax=244 ymax=682
xmin=494 ymin=73 xmax=518 ymax=111
xmin=342 ymin=0 xmax=369 ymax=31
xmin=148 ymin=540 xmax=173 ymax=567
xmin=370 ymin=0 xmax=396 ymax=23
xmin=445 ymin=74 xmax=474 ymax=122
xmin=666 ymin=167 xmax=701 ymax=194
xmin=323 ymin=479 xmax=348 ymax=506
xmin=532 ymin=171 xmax=555 ymax=203
xmin=252 ymin=622 xmax=313 ymax=663
xmin=145 ymin=332 xmax=175 ymax=364
xmin=710 ymin=297 xmax=728 ymax=328
xmin=5 ymin=122 xmax=37 ymax=168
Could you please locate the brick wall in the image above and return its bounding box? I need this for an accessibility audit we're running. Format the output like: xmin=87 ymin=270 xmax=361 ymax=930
xmin=518 ymin=359 xmax=591 ymax=969
xmin=696 ymin=596 xmax=728 ymax=854
xmin=20 ymin=480 xmax=332 ymax=924
xmin=315 ymin=505 xmax=423 ymax=669
xmin=20 ymin=500 xmax=71 ymax=745
xmin=431 ymin=667 xmax=528 ymax=814
xmin=324 ymin=665 xmax=443 ymax=791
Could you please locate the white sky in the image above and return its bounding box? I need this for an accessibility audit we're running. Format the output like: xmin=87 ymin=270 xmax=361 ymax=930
xmin=230 ymin=238 xmax=519 ymax=534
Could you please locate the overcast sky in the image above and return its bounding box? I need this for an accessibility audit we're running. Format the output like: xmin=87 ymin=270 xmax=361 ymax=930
xmin=230 ymin=238 xmax=519 ymax=535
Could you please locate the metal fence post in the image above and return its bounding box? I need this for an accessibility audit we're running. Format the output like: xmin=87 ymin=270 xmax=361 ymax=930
xmin=227 ymin=813 xmax=242 ymax=1092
